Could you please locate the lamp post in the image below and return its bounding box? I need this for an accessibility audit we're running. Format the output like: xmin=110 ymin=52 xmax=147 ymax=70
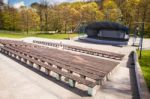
xmin=133 ymin=26 xmax=139 ymax=46
xmin=139 ymin=22 xmax=144 ymax=59
xmin=134 ymin=21 xmax=145 ymax=59
xmin=26 ymin=8 xmax=29 ymax=35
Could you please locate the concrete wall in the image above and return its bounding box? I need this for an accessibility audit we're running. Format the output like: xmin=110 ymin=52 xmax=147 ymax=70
xmin=133 ymin=51 xmax=150 ymax=99
xmin=98 ymin=30 xmax=126 ymax=39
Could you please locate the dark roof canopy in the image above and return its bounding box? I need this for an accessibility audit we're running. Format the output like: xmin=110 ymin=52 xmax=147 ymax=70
xmin=85 ymin=21 xmax=129 ymax=33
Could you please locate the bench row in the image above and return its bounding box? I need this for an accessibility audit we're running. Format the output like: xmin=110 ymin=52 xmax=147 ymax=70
xmin=33 ymin=40 xmax=124 ymax=60
xmin=0 ymin=46 xmax=100 ymax=96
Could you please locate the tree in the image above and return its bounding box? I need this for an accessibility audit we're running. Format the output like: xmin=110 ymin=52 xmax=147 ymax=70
xmin=102 ymin=0 xmax=121 ymax=21
xmin=20 ymin=7 xmax=40 ymax=33
xmin=80 ymin=2 xmax=104 ymax=23
xmin=1 ymin=7 xmax=20 ymax=30
xmin=138 ymin=0 xmax=150 ymax=37
xmin=46 ymin=6 xmax=63 ymax=32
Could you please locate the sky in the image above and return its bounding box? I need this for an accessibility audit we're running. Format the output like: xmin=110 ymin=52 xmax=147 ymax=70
xmin=3 ymin=0 xmax=83 ymax=8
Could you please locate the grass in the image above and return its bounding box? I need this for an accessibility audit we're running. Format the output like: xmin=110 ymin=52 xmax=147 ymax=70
xmin=138 ymin=50 xmax=150 ymax=91
xmin=0 ymin=32 xmax=78 ymax=39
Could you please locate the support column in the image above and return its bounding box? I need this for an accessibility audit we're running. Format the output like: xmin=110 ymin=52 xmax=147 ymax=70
xmin=68 ymin=70 xmax=76 ymax=87
xmin=11 ymin=53 xmax=14 ymax=57
xmin=80 ymin=75 xmax=86 ymax=79
xmin=36 ymin=64 xmax=41 ymax=70
xmin=54 ymin=66 xmax=62 ymax=80
xmin=16 ymin=56 xmax=20 ymax=60
xmin=95 ymin=79 xmax=101 ymax=85
xmin=5 ymin=51 xmax=8 ymax=55
xmin=45 ymin=68 xmax=50 ymax=75
xmin=3 ymin=49 xmax=5 ymax=53
xmin=21 ymin=58 xmax=26 ymax=63
xmin=8 ymin=52 xmax=11 ymax=56
xmin=27 ymin=60 xmax=33 ymax=67
xmin=87 ymin=85 xmax=99 ymax=96
xmin=55 ymin=73 xmax=61 ymax=80
xmin=69 ymin=79 xmax=76 ymax=87
xmin=18 ymin=56 xmax=21 ymax=61
xmin=4 ymin=50 xmax=6 ymax=54
xmin=16 ymin=55 xmax=19 ymax=59
xmin=99 ymin=76 xmax=107 ymax=85
xmin=14 ymin=54 xmax=16 ymax=58
xmin=0 ymin=48 xmax=2 ymax=52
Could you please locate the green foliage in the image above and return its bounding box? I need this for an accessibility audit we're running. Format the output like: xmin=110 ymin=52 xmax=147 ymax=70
xmin=102 ymin=0 xmax=121 ymax=22
xmin=0 ymin=32 xmax=78 ymax=39
xmin=0 ymin=0 xmax=150 ymax=37
xmin=0 ymin=1 xmax=104 ymax=33
xmin=138 ymin=50 xmax=150 ymax=91
xmin=19 ymin=8 xmax=40 ymax=31
xmin=1 ymin=8 xmax=20 ymax=30
xmin=115 ymin=0 xmax=150 ymax=36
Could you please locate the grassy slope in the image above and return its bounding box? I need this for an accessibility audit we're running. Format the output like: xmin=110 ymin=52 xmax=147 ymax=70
xmin=138 ymin=50 xmax=150 ymax=91
xmin=0 ymin=32 xmax=78 ymax=39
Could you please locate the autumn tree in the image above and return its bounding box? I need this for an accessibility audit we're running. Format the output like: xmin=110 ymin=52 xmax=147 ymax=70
xmin=0 ymin=7 xmax=20 ymax=30
xmin=138 ymin=0 xmax=150 ymax=37
xmin=20 ymin=7 xmax=40 ymax=34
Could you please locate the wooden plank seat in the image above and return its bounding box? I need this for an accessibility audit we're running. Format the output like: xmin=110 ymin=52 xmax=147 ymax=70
xmin=1 ymin=47 xmax=96 ymax=88
xmin=33 ymin=40 xmax=124 ymax=60
xmin=0 ymin=39 xmax=120 ymax=96
xmin=63 ymin=45 xmax=124 ymax=59
xmin=6 ymin=42 xmax=118 ymax=70
xmin=0 ymin=40 xmax=118 ymax=76
xmin=5 ymin=45 xmax=105 ymax=80
xmin=6 ymin=44 xmax=117 ymax=76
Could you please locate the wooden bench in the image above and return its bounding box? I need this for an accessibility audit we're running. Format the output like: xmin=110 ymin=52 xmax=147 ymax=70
xmin=0 ymin=39 xmax=120 ymax=96
xmin=1 ymin=46 xmax=99 ymax=95
xmin=33 ymin=40 xmax=124 ymax=60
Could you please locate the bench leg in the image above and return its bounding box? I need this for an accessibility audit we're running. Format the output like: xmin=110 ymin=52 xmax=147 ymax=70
xmin=5 ymin=50 xmax=8 ymax=54
xmin=80 ymin=75 xmax=86 ymax=79
xmin=69 ymin=79 xmax=76 ymax=87
xmin=55 ymin=73 xmax=61 ymax=80
xmin=21 ymin=58 xmax=26 ymax=63
xmin=8 ymin=52 xmax=11 ymax=56
xmin=36 ymin=65 xmax=41 ymax=70
xmin=27 ymin=60 xmax=33 ymax=67
xmin=16 ymin=55 xmax=19 ymax=60
xmin=11 ymin=54 xmax=14 ymax=57
xmin=45 ymin=68 xmax=49 ymax=75
xmin=18 ymin=57 xmax=21 ymax=61
xmin=88 ymin=85 xmax=99 ymax=96
xmin=95 ymin=80 xmax=101 ymax=85
xmin=16 ymin=56 xmax=21 ymax=61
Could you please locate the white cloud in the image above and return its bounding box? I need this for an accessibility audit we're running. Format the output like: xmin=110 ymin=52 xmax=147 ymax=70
xmin=13 ymin=1 xmax=25 ymax=9
xmin=47 ymin=0 xmax=83 ymax=4
xmin=3 ymin=0 xmax=8 ymax=4
xmin=54 ymin=0 xmax=81 ymax=3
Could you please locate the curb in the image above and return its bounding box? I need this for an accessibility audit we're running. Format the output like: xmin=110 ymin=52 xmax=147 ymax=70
xmin=133 ymin=51 xmax=150 ymax=99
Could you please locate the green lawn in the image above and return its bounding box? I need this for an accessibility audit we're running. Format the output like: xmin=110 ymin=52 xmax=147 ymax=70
xmin=0 ymin=32 xmax=78 ymax=39
xmin=138 ymin=50 xmax=150 ymax=91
